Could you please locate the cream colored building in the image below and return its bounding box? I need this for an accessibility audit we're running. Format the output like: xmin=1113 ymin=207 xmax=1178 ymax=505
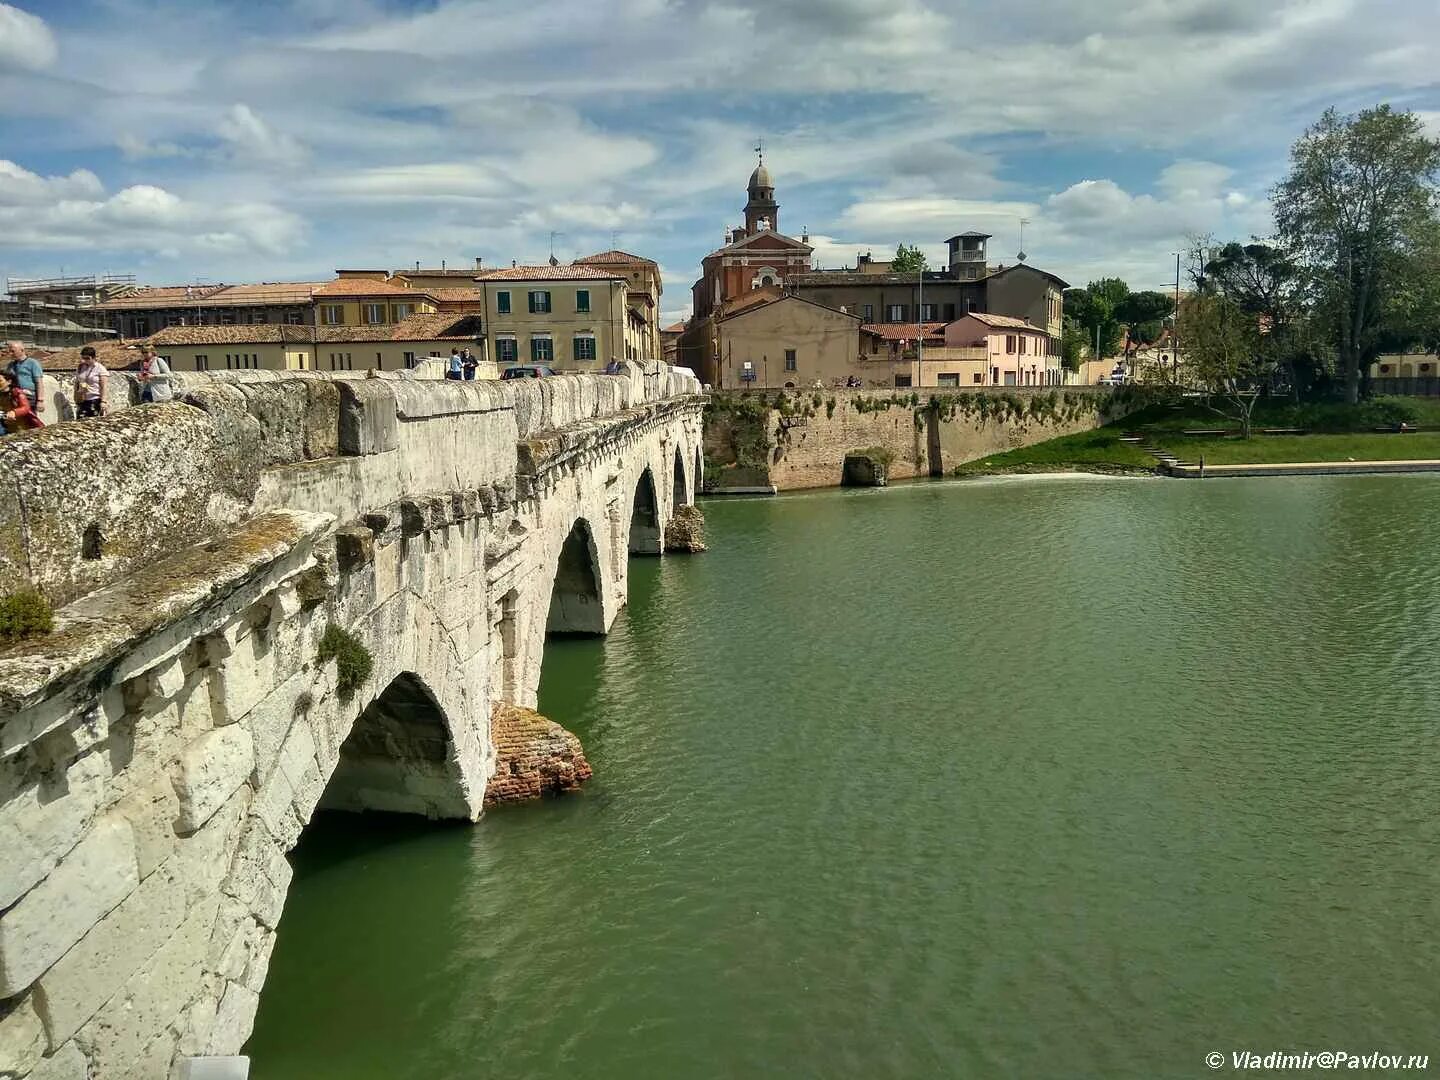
xmin=474 ymin=264 xmax=630 ymax=370
xmin=575 ymin=250 xmax=663 ymax=360
xmin=146 ymin=314 xmax=488 ymax=373
xmin=714 ymin=293 xmax=865 ymax=388
xmin=312 ymin=272 xmax=440 ymax=330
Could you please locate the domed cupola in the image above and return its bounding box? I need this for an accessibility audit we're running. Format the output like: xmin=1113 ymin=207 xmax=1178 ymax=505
xmin=744 ymin=151 xmax=779 ymax=234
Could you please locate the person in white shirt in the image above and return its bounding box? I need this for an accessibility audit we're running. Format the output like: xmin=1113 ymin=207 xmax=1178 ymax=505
xmin=137 ymin=345 xmax=174 ymax=403
xmin=73 ymin=346 xmax=108 ymax=418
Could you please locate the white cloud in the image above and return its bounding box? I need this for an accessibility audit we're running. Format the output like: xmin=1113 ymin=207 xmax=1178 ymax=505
xmin=0 ymin=3 xmax=55 ymax=71
xmin=215 ymin=105 xmax=308 ymax=167
xmin=0 ymin=160 xmax=304 ymax=256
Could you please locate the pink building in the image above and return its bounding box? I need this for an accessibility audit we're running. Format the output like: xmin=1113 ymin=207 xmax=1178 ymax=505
xmin=943 ymin=312 xmax=1063 ymax=386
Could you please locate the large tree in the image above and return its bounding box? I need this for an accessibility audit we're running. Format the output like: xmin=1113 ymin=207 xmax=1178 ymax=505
xmin=1273 ymin=105 xmax=1440 ymax=401
xmin=1115 ymin=290 xmax=1175 ymax=364
xmin=892 ymin=243 xmax=927 ymax=274
xmin=1178 ymin=292 xmax=1273 ymax=438
xmin=1064 ymin=278 xmax=1129 ymax=359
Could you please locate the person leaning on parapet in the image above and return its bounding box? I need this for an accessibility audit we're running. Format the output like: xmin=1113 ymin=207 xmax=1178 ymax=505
xmin=3 ymin=341 xmax=44 ymax=425
xmin=447 ymin=348 xmax=463 ymax=380
xmin=73 ymin=346 xmax=109 ymax=419
xmin=136 ymin=344 xmax=173 ymax=404
xmin=462 ymin=347 xmax=477 ymax=381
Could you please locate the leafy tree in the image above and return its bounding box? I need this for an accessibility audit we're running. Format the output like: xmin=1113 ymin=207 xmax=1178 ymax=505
xmin=892 ymin=243 xmax=927 ymax=274
xmin=1179 ymin=292 xmax=1272 ymax=437
xmin=1060 ymin=318 xmax=1087 ymax=371
xmin=1274 ymin=105 xmax=1440 ymax=402
xmin=1064 ymin=278 xmax=1128 ymax=359
xmin=1115 ymin=290 xmax=1174 ymax=363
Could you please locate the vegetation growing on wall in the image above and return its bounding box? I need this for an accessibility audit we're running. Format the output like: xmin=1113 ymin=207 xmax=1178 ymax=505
xmin=317 ymin=623 xmax=373 ymax=702
xmin=849 ymin=446 xmax=896 ymax=468
xmin=0 ymin=590 xmax=53 ymax=645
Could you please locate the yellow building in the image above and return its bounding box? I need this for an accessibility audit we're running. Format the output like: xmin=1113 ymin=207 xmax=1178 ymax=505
xmin=574 ymin=250 xmax=663 ymax=360
xmin=714 ymin=293 xmax=866 ymax=389
xmin=312 ymin=272 xmax=440 ymax=329
xmin=474 ymin=264 xmax=630 ymax=371
xmin=146 ymin=314 xmax=486 ymax=373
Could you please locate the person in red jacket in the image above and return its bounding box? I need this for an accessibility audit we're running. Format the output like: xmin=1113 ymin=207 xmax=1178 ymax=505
xmin=0 ymin=370 xmax=44 ymax=432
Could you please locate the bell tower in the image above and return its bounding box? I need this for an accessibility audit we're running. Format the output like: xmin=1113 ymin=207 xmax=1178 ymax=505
xmin=744 ymin=144 xmax=778 ymax=235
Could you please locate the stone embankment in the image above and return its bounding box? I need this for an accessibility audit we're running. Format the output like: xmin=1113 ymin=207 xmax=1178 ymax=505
xmin=704 ymin=386 xmax=1145 ymax=491
xmin=483 ymin=704 xmax=593 ymax=804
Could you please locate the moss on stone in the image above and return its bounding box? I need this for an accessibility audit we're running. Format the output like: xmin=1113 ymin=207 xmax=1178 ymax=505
xmin=317 ymin=623 xmax=372 ymax=702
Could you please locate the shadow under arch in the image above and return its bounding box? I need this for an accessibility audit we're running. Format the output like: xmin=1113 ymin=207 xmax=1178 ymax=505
xmin=318 ymin=670 xmax=471 ymax=820
xmin=628 ymin=466 xmax=663 ymax=555
xmin=672 ymin=447 xmax=688 ymax=510
xmin=548 ymin=518 xmax=607 ymax=636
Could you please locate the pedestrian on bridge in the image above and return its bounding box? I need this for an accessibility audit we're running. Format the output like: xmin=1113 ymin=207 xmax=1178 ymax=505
xmin=3 ymin=341 xmax=43 ymax=425
xmin=137 ymin=345 xmax=174 ymax=403
xmin=73 ymin=346 xmax=109 ymax=419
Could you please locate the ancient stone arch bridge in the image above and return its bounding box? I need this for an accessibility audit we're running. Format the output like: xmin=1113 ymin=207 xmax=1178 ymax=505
xmin=0 ymin=365 xmax=704 ymax=1079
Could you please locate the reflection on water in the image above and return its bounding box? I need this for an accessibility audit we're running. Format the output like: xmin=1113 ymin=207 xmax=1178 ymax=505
xmin=248 ymin=476 xmax=1440 ymax=1079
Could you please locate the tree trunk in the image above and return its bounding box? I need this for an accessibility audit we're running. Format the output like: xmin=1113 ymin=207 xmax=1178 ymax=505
xmin=1344 ymin=358 xmax=1361 ymax=404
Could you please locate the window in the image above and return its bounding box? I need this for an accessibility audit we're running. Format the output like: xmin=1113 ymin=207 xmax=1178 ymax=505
xmin=1005 ymin=335 xmax=1016 ymax=354
xmin=393 ymin=304 xmax=413 ymax=321
xmin=252 ymin=311 xmax=268 ymax=324
xmin=862 ymin=304 xmax=874 ymax=322
xmin=973 ymin=373 xmax=983 ymax=383
xmin=404 ymin=351 xmax=417 ymax=368
xmin=920 ymin=303 xmax=937 ymax=321
xmin=195 ymin=354 xmax=209 ymax=370
xmin=165 ymin=315 xmax=181 ymax=327
xmin=937 ymin=373 xmax=959 ymax=387
xmin=375 ymin=351 xmax=383 ymax=369
xmin=1422 ymin=363 xmax=1434 ymax=373
xmin=574 ymin=335 xmax=596 ymax=361
xmin=528 ymin=290 xmax=552 ymax=314
xmin=943 ymin=303 xmax=956 ymax=321
xmin=496 ymin=291 xmax=511 ymax=314
xmin=885 ymin=304 xmax=906 ymax=322
xmin=531 ymin=336 xmax=553 ymax=363
xmin=784 ymin=349 xmax=797 ymax=372
xmin=575 ymin=289 xmax=590 ymax=313
xmin=363 ymin=303 xmax=386 ymax=325
xmin=134 ymin=318 xmax=150 ymax=336
xmin=496 ymin=337 xmax=518 ymax=364
xmin=285 ymin=311 xmax=303 ymax=325
xmin=1019 ymin=337 xmax=1027 ymax=355
xmin=320 ymin=304 xmax=344 ymax=326
xmin=894 ymin=374 xmax=913 ymax=388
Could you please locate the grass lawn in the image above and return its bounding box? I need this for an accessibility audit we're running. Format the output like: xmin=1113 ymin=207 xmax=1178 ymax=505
xmin=1157 ymin=431 xmax=1440 ymax=465
xmin=954 ymin=427 xmax=1154 ymax=474
xmin=953 ymin=395 xmax=1440 ymax=475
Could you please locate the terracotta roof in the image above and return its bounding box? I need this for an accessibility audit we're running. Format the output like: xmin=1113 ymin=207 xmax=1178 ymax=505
xmin=861 ymin=322 xmax=947 ymax=342
xmin=575 ymin=250 xmax=657 ymax=267
xmin=427 ymin=287 xmax=484 ymax=304
xmin=985 ymin=263 xmax=1071 ymax=289
xmin=662 ymin=322 xmax=687 ymax=333
xmin=197 ymin=282 xmax=324 ymax=305
xmin=965 ymin=312 xmax=1039 ymax=330
xmin=392 ymin=268 xmax=480 ymax=278
xmin=312 ymin=278 xmax=431 ymax=298
xmin=33 ymin=339 xmax=147 ymax=370
xmin=719 ymin=291 xmax=861 ymax=324
xmin=313 ymin=313 xmax=484 ymax=343
xmin=475 ymin=264 xmax=625 ymax=282
xmin=96 ymin=285 xmax=227 ymax=310
xmin=791 ymin=270 xmax=973 ymax=287
xmin=146 ymin=324 xmax=311 ymax=346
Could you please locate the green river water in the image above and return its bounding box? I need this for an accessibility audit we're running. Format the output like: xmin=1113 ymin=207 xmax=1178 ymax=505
xmin=247 ymin=475 xmax=1440 ymax=1079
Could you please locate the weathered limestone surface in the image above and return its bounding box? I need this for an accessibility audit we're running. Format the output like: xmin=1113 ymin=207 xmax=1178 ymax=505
xmin=0 ymin=366 xmax=704 ymax=1080
xmin=483 ymin=704 xmax=593 ymax=804
xmin=705 ymin=386 xmax=1138 ymax=490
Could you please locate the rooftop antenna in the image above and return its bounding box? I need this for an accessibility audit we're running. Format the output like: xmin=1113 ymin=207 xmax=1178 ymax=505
xmin=755 ymin=137 xmax=764 ymax=166
xmin=1017 ymin=217 xmax=1030 ymax=263
xmin=610 ymin=230 xmax=619 ymax=251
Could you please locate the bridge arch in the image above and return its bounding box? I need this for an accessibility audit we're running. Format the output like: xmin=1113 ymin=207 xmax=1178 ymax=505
xmin=318 ymin=670 xmax=470 ymax=819
xmin=672 ymin=448 xmax=688 ymax=510
xmin=547 ymin=517 xmax=608 ymax=635
xmin=628 ymin=466 xmax=663 ymax=555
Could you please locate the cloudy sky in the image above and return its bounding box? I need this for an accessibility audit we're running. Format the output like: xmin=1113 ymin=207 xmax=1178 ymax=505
xmin=2 ymin=0 xmax=1438 ymax=323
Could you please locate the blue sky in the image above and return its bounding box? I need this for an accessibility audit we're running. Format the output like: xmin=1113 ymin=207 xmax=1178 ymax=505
xmin=2 ymin=0 xmax=1438 ymax=323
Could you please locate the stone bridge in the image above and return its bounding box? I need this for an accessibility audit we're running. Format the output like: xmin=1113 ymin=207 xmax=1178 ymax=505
xmin=0 ymin=365 xmax=704 ymax=1079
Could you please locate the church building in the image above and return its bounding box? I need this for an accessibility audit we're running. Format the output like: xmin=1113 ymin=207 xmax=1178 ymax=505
xmin=689 ymin=157 xmax=813 ymax=320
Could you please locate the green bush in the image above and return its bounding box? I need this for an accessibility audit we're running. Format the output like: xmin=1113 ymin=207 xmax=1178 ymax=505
xmin=317 ymin=623 xmax=373 ymax=702
xmin=0 ymin=590 xmax=53 ymax=645
xmin=850 ymin=445 xmax=896 ymax=468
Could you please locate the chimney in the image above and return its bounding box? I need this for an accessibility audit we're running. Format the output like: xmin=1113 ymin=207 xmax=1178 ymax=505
xmin=511 ymin=259 xmax=517 ymax=268
xmin=416 ymin=261 xmax=421 ymax=272
xmin=474 ymin=256 xmax=483 ymax=270
xmin=441 ymin=259 xmax=447 ymax=271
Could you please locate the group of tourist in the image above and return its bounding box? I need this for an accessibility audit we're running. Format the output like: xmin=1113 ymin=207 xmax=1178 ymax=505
xmin=1 ymin=340 xmax=175 ymax=433
xmin=445 ymin=347 xmax=481 ymax=380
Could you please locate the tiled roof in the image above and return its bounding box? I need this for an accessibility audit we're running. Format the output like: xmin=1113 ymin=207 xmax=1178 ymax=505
xmin=313 ymin=313 xmax=484 ymax=343
xmin=33 ymin=340 xmax=147 ymax=370
xmin=662 ymin=321 xmax=687 ymax=333
xmin=792 ymin=270 xmax=979 ymax=286
xmin=312 ymin=278 xmax=429 ymax=298
xmin=476 ymin=264 xmax=625 ymax=281
xmin=716 ymin=286 xmax=784 ymax=318
xmin=861 ymin=322 xmax=947 ymax=342
xmin=575 ymin=250 xmax=657 ymax=267
xmin=965 ymin=312 xmax=1038 ymax=330
xmin=197 ymin=282 xmax=324 ymax=305
xmin=146 ymin=324 xmax=310 ymax=346
xmin=96 ymin=285 xmax=227 ymax=310
xmin=427 ymin=287 xmax=485 ymax=303
xmin=94 ymin=281 xmax=328 ymax=310
xmin=392 ymin=268 xmax=480 ymax=277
